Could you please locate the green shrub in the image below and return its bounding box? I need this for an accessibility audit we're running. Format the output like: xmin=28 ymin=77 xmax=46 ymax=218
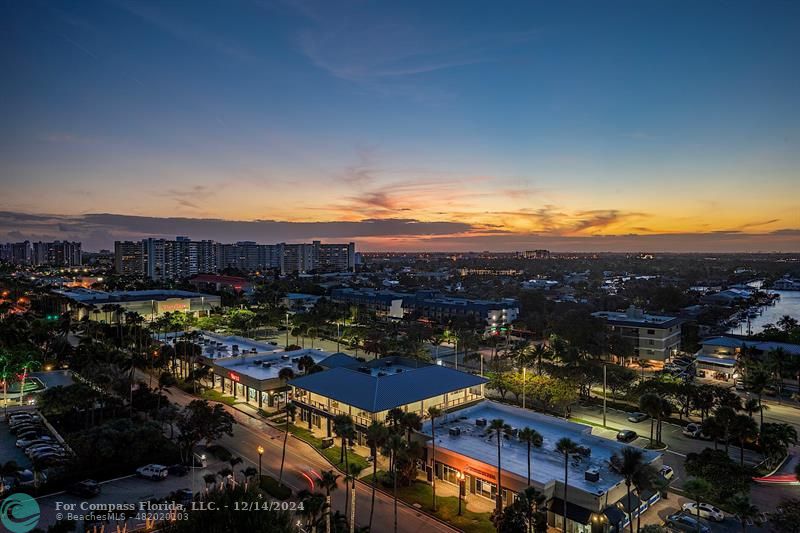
xmin=260 ymin=474 xmax=292 ymax=500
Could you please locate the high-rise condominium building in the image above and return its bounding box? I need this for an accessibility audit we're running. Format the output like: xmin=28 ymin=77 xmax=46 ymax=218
xmin=114 ymin=237 xmax=355 ymax=279
xmin=1 ymin=240 xmax=82 ymax=267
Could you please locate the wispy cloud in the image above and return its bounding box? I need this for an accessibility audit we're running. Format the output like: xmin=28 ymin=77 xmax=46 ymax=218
xmin=284 ymin=2 xmax=536 ymax=83
xmin=110 ymin=0 xmax=254 ymax=62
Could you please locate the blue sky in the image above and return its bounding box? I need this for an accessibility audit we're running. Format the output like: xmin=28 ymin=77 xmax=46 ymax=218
xmin=1 ymin=0 xmax=798 ymax=251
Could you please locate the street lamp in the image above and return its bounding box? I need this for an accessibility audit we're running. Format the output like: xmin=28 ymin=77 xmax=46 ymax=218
xmin=285 ymin=312 xmax=290 ymax=348
xmin=257 ymin=445 xmax=264 ymax=478
xmin=456 ymin=471 xmax=465 ymax=515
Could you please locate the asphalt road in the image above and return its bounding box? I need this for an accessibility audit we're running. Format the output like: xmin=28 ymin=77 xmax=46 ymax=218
xmin=149 ymin=370 xmax=456 ymax=533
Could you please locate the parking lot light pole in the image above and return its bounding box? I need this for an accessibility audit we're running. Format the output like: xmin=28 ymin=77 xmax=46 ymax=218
xmin=257 ymin=445 xmax=264 ymax=478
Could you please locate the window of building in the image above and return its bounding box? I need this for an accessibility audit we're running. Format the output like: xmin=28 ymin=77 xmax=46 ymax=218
xmin=647 ymin=329 xmax=655 ymax=335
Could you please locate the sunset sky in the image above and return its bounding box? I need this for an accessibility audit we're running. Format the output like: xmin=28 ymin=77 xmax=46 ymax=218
xmin=1 ymin=0 xmax=798 ymax=252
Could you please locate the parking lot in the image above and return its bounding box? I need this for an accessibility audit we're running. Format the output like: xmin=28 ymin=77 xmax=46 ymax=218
xmin=35 ymin=460 xmax=224 ymax=531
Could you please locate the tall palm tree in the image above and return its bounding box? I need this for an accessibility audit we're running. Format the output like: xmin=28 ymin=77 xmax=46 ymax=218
xmin=17 ymin=354 xmax=41 ymax=406
xmin=731 ymin=414 xmax=758 ymax=467
xmin=639 ymin=393 xmax=662 ymax=446
xmin=683 ymin=477 xmax=711 ymax=533
xmin=0 ymin=352 xmax=16 ymax=416
xmin=528 ymin=344 xmax=549 ymax=375
xmin=487 ymin=419 xmax=511 ymax=523
xmin=427 ymin=406 xmax=443 ymax=511
xmin=517 ymin=486 xmax=546 ymax=533
xmin=365 ymin=421 xmax=388 ymax=531
xmin=277 ymin=367 xmax=295 ymax=485
xmin=319 ymin=470 xmax=340 ymax=533
xmin=332 ymin=414 xmax=355 ymax=521
xmin=384 ymin=432 xmax=406 ymax=533
xmin=611 ymin=447 xmax=644 ymax=533
xmin=555 ymin=438 xmax=578 ymax=533
xmin=518 ymin=427 xmax=543 ymax=486
xmin=728 ymin=493 xmax=758 ymax=533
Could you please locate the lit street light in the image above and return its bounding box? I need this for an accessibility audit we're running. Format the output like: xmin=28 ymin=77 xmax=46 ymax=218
xmin=257 ymin=445 xmax=265 ymax=478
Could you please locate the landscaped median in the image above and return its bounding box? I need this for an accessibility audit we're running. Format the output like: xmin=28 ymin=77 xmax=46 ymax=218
xmin=362 ymin=471 xmax=495 ymax=533
xmin=286 ymin=423 xmax=371 ymax=475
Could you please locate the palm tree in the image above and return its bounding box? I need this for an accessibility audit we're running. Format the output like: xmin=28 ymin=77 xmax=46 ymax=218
xmin=487 ymin=419 xmax=511 ymax=522
xmin=555 ymin=438 xmax=578 ymax=533
xmin=517 ymin=486 xmax=546 ymax=533
xmin=731 ymin=414 xmax=758 ymax=467
xmin=530 ymin=344 xmax=550 ymax=375
xmin=427 ymin=406 xmax=443 ymax=511
xmin=728 ymin=493 xmax=758 ymax=533
xmin=518 ymin=427 xmax=543 ymax=486
xmin=17 ymin=353 xmax=41 ymax=406
xmin=611 ymin=447 xmax=644 ymax=533
xmin=715 ymin=405 xmax=737 ymax=454
xmin=277 ymin=367 xmax=295 ymax=485
xmin=384 ymin=432 xmax=406 ymax=533
xmin=365 ymin=421 xmax=388 ymax=531
xmin=683 ymin=477 xmax=711 ymax=533
xmin=319 ymin=469 xmax=340 ymax=533
xmin=0 ymin=352 xmax=16 ymax=416
xmin=639 ymin=393 xmax=662 ymax=446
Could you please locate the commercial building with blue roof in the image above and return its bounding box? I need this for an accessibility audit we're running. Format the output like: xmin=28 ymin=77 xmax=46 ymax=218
xmin=696 ymin=335 xmax=800 ymax=379
xmin=289 ymin=356 xmax=487 ymax=441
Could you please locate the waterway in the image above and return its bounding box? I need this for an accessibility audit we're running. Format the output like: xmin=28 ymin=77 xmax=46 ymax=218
xmin=728 ymin=288 xmax=800 ymax=335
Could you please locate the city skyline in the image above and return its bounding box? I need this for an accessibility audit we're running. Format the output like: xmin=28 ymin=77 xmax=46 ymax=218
xmin=2 ymin=1 xmax=799 ymax=252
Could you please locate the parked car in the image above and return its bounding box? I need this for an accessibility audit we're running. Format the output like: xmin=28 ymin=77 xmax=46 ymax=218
xmin=27 ymin=448 xmax=66 ymax=460
xmin=659 ymin=465 xmax=674 ymax=480
xmin=764 ymin=385 xmax=778 ymax=396
xmin=169 ymin=488 xmax=194 ymax=505
xmin=627 ymin=412 xmax=649 ymax=423
xmin=735 ymin=379 xmax=746 ymax=391
xmin=617 ymin=430 xmax=638 ymax=443
xmin=67 ymin=479 xmax=101 ymax=498
xmin=9 ymin=413 xmax=39 ymax=424
xmin=136 ymin=464 xmax=168 ymax=480
xmin=682 ymin=502 xmax=725 ymax=522
xmin=29 ymin=449 xmax=67 ymax=460
xmin=666 ymin=513 xmax=711 ymax=533
xmin=16 ymin=430 xmax=45 ymax=441
xmin=25 ymin=444 xmax=62 ymax=456
xmin=683 ymin=423 xmax=703 ymax=438
xmin=697 ymin=369 xmax=706 ymax=378
xmin=15 ymin=469 xmax=47 ymax=487
xmin=17 ymin=435 xmax=54 ymax=448
xmin=168 ymin=464 xmax=189 ymax=477
xmin=11 ymin=423 xmax=43 ymax=434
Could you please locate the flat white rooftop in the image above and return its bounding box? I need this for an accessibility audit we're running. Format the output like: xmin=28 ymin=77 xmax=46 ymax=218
xmin=421 ymin=400 xmax=660 ymax=495
xmin=214 ymin=348 xmax=332 ymax=381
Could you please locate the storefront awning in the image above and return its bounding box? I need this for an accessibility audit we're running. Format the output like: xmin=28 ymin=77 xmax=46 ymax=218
xmin=548 ymin=498 xmax=593 ymax=525
xmin=696 ymin=355 xmax=737 ymax=368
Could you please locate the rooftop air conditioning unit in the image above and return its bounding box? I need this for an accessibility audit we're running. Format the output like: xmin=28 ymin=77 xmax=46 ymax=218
xmin=386 ymin=361 xmax=393 ymax=367
xmin=584 ymin=468 xmax=600 ymax=482
xmin=449 ymin=427 xmax=461 ymax=437
xmin=377 ymin=372 xmax=387 ymax=377
xmin=475 ymin=418 xmax=487 ymax=427
xmin=395 ymin=368 xmax=403 ymax=373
